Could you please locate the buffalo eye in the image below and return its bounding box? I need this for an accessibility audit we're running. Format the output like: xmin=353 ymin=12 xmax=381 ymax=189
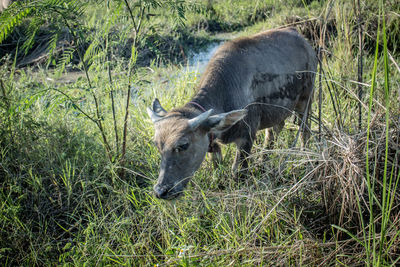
xmin=174 ymin=142 xmax=189 ymax=153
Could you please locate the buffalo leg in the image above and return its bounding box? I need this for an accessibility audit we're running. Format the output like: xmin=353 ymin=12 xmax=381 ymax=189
xmin=264 ymin=121 xmax=285 ymax=149
xmin=232 ymin=136 xmax=254 ymax=175
xmin=210 ymin=142 xmax=222 ymax=168
xmin=297 ymin=101 xmax=312 ymax=147
xmin=295 ymin=91 xmax=313 ymax=147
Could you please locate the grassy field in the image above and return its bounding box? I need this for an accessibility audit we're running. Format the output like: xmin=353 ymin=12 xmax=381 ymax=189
xmin=0 ymin=0 xmax=399 ymax=265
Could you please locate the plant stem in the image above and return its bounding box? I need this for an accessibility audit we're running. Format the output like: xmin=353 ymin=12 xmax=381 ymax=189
xmin=356 ymin=0 xmax=363 ymax=132
xmin=107 ymin=35 xmax=120 ymax=160
xmin=60 ymin=14 xmax=113 ymax=161
xmin=119 ymin=0 xmax=146 ymax=177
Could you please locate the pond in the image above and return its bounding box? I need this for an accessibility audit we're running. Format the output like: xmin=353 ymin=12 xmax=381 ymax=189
xmin=53 ymin=41 xmax=224 ymax=85
xmin=187 ymin=41 xmax=222 ymax=72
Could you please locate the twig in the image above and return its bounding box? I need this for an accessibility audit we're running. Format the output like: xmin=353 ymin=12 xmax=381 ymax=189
xmin=319 ymin=63 xmax=343 ymax=128
xmin=356 ymin=0 xmax=364 ymax=132
xmin=318 ymin=0 xmax=335 ymax=140
xmin=0 ymin=79 xmax=10 ymax=108
xmin=318 ymin=52 xmax=322 ymax=141
xmin=51 ymin=88 xmax=97 ymax=124
xmin=58 ymin=10 xmax=113 ymax=161
xmin=276 ymin=17 xmax=320 ymax=29
xmin=0 ymin=78 xmax=13 ymax=141
xmin=388 ymin=51 xmax=400 ymax=74
xmin=123 ymin=0 xmax=138 ymax=35
xmin=119 ymin=1 xmax=146 ymax=177
xmin=107 ymin=35 xmax=119 ymax=160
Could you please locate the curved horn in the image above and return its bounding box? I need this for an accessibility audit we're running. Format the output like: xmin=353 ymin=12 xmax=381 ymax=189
xmin=147 ymin=98 xmax=167 ymax=123
xmin=147 ymin=107 xmax=163 ymax=123
xmin=188 ymin=109 xmax=213 ymax=130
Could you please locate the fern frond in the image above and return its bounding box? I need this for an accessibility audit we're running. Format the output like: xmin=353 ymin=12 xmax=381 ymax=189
xmin=83 ymin=39 xmax=100 ymax=64
xmin=46 ymin=32 xmax=60 ymax=67
xmin=21 ymin=16 xmax=43 ymax=55
xmin=102 ymin=2 xmax=123 ymax=38
xmin=56 ymin=47 xmax=74 ymax=75
xmin=0 ymin=6 xmax=33 ymax=43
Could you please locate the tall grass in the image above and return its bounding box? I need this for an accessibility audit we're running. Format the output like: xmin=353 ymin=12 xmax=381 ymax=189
xmin=327 ymin=1 xmax=400 ymax=265
xmin=0 ymin=0 xmax=399 ymax=265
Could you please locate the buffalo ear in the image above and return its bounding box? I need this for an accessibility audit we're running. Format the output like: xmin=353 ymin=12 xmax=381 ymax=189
xmin=152 ymin=98 xmax=167 ymax=116
xmin=147 ymin=98 xmax=167 ymax=123
xmin=203 ymin=109 xmax=247 ymax=133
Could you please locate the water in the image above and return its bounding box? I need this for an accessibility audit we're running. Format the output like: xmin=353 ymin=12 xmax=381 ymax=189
xmin=52 ymin=42 xmax=223 ymax=85
xmin=48 ymin=71 xmax=86 ymax=84
xmin=187 ymin=42 xmax=222 ymax=72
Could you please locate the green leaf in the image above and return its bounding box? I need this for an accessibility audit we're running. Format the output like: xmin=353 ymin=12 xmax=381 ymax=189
xmin=332 ymin=225 xmax=363 ymax=247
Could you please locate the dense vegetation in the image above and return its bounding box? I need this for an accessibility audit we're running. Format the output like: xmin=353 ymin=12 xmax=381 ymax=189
xmin=0 ymin=0 xmax=399 ymax=265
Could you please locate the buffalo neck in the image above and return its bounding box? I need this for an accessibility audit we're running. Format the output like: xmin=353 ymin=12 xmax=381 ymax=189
xmin=189 ymin=55 xmax=240 ymax=115
xmin=188 ymin=81 xmax=229 ymax=115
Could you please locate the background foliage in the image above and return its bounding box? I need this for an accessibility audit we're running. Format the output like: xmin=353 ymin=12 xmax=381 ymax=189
xmin=0 ymin=0 xmax=399 ymax=265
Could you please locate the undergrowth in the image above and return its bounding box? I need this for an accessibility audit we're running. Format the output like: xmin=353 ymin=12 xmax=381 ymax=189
xmin=0 ymin=0 xmax=399 ymax=265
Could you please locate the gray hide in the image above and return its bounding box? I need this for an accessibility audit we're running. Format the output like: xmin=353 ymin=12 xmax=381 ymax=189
xmin=148 ymin=28 xmax=317 ymax=199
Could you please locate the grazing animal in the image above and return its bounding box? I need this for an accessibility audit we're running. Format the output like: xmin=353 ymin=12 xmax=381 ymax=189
xmin=147 ymin=28 xmax=317 ymax=199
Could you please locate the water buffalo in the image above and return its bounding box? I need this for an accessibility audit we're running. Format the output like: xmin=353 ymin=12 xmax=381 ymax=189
xmin=147 ymin=28 xmax=317 ymax=199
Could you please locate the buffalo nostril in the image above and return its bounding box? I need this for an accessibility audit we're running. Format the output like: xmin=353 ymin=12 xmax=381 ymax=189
xmin=154 ymin=185 xmax=169 ymax=199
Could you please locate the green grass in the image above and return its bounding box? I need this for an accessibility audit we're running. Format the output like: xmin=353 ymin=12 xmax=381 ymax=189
xmin=1 ymin=0 xmax=400 ymax=265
